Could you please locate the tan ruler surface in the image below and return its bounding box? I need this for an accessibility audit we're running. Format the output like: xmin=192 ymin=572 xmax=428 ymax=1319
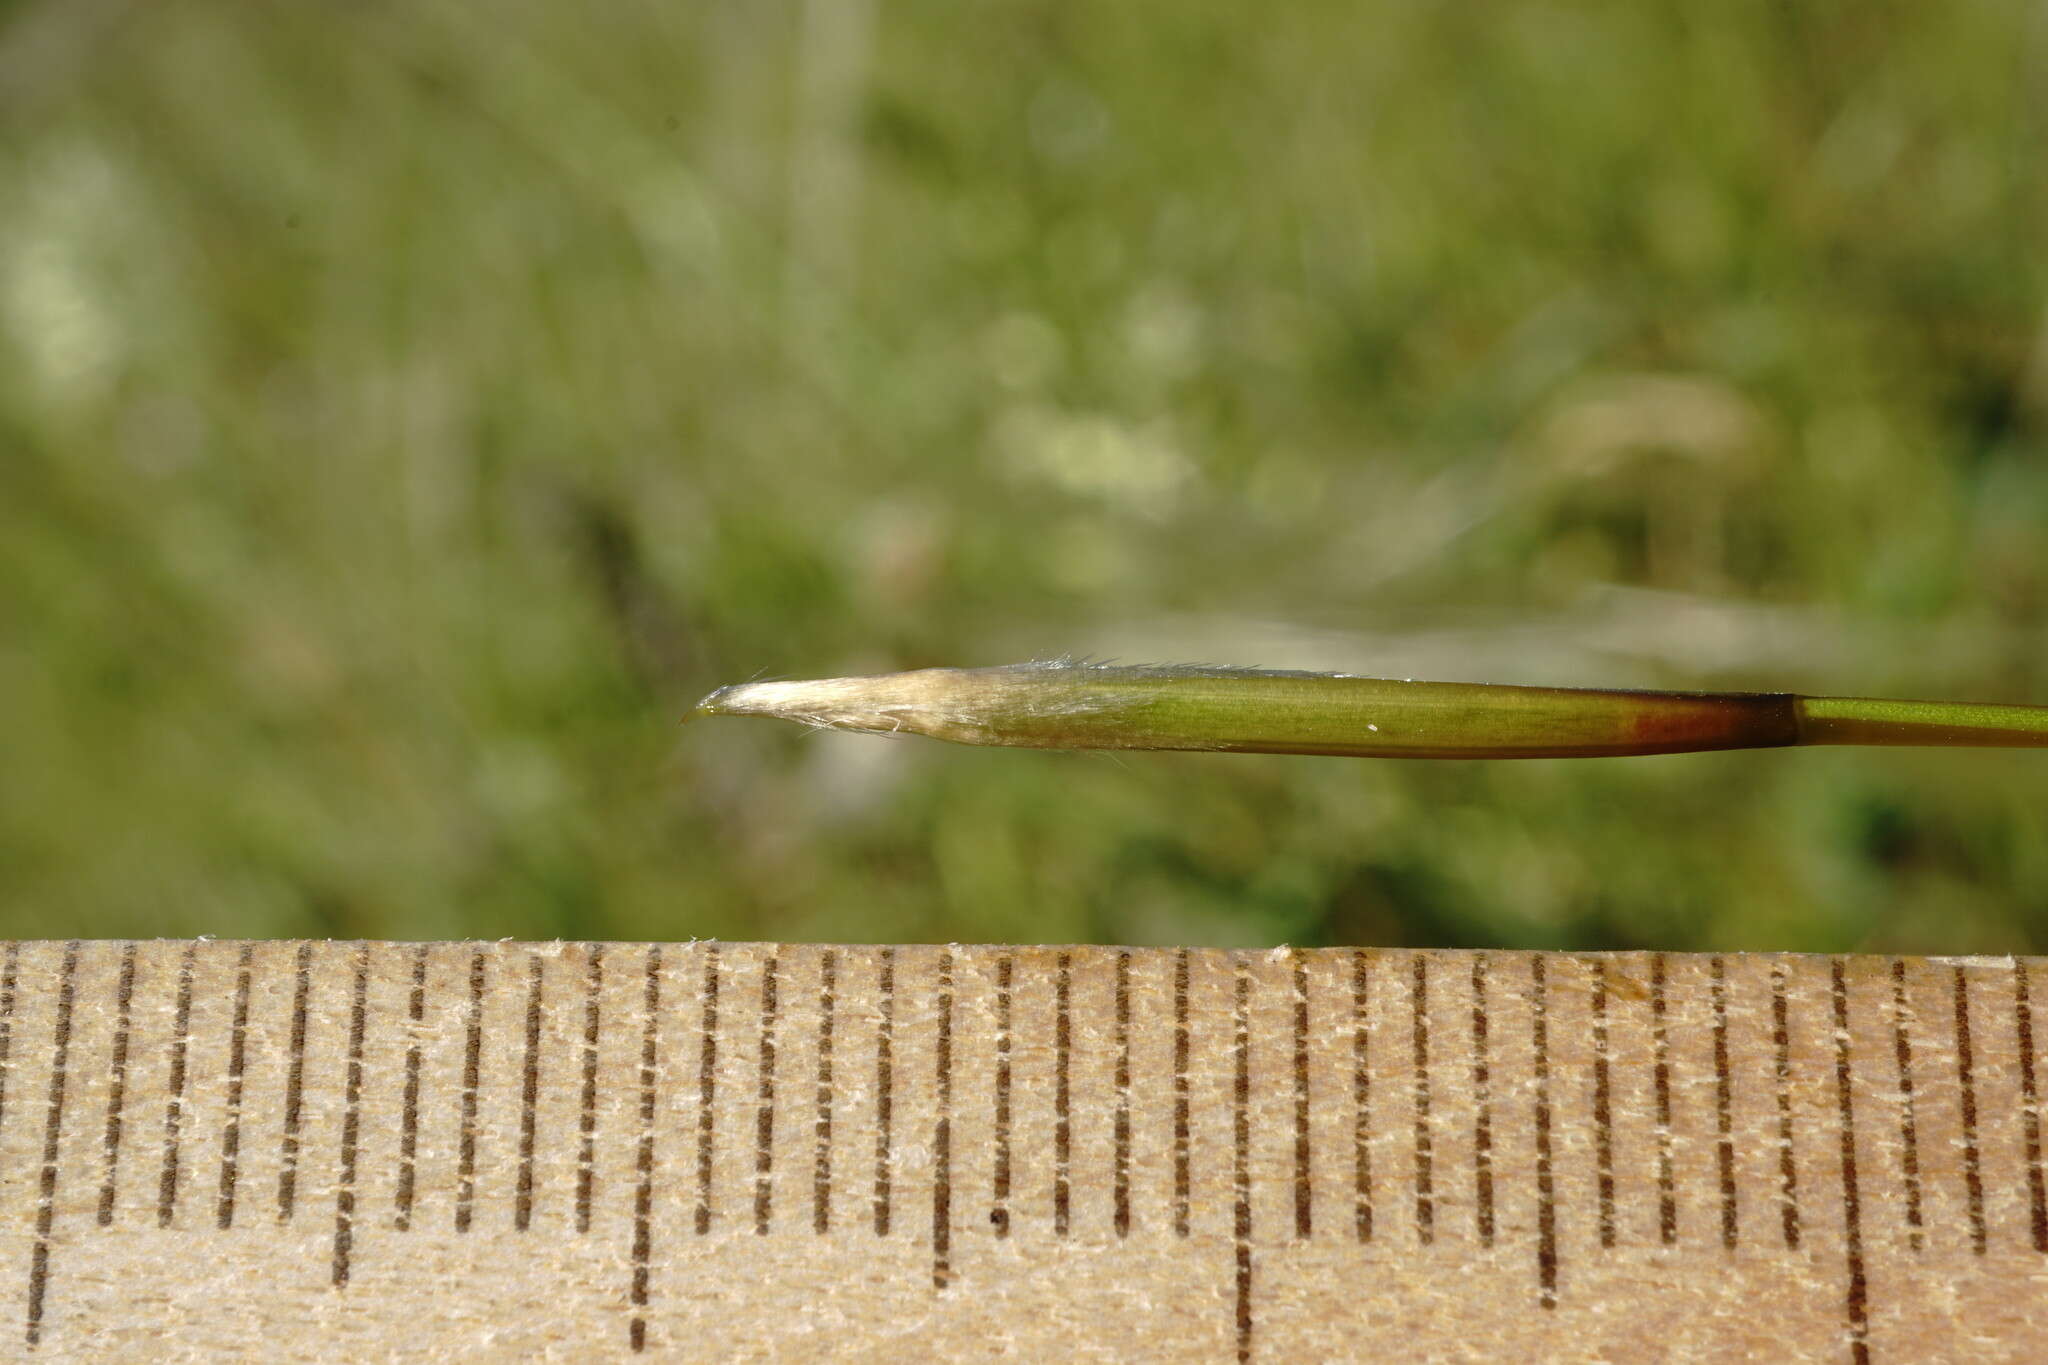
xmin=0 ymin=942 xmax=2044 ymax=1360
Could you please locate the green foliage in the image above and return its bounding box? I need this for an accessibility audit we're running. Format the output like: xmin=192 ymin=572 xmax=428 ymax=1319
xmin=2 ymin=0 xmax=2043 ymax=949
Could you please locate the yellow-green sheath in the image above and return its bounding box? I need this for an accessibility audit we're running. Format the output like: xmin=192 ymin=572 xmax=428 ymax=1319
xmin=695 ymin=661 xmax=2048 ymax=759
xmin=696 ymin=663 xmax=2048 ymax=757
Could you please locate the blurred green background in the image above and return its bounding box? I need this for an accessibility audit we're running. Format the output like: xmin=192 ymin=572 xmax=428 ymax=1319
xmin=4 ymin=0 xmax=2045 ymax=952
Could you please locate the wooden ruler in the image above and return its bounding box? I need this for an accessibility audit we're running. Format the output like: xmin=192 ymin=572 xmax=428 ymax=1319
xmin=0 ymin=942 xmax=2044 ymax=1360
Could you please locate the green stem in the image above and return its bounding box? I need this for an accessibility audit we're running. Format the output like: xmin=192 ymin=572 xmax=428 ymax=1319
xmin=696 ymin=663 xmax=2048 ymax=759
xmin=1796 ymin=695 xmax=2048 ymax=749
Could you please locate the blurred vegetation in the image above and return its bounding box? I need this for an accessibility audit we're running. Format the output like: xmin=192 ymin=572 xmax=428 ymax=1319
xmin=3 ymin=0 xmax=2046 ymax=952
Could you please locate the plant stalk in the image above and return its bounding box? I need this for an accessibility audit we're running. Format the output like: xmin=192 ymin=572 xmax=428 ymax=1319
xmin=695 ymin=662 xmax=2048 ymax=759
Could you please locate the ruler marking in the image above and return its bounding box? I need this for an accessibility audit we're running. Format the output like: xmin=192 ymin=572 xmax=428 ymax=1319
xmin=1054 ymin=951 xmax=1072 ymax=1238
xmin=1952 ymin=965 xmax=1987 ymax=1253
xmin=933 ymin=950 xmax=954 ymax=1289
xmin=1771 ymin=962 xmax=1802 ymax=1250
xmin=1651 ymin=953 xmax=1677 ymax=1245
xmin=755 ymin=952 xmax=780 ymax=1236
xmin=212 ymin=945 xmax=254 ymax=1236
xmin=23 ymin=942 xmax=80 ymax=1348
xmin=331 ymin=948 xmax=370 ymax=1288
xmin=1115 ymin=949 xmax=1133 ymax=1239
xmin=1710 ymin=956 xmax=1738 ymax=1250
xmin=394 ymin=945 xmax=428 ymax=1231
xmin=1412 ymin=955 xmax=1434 ymax=1245
xmin=695 ymin=946 xmax=720 ymax=1236
xmin=1830 ymin=961 xmax=1871 ymax=1365
xmin=814 ymin=949 xmax=837 ymax=1236
xmin=14 ymin=941 xmax=2048 ymax=1353
xmin=157 ymin=942 xmax=197 ymax=1228
xmin=0 ymin=942 xmax=20 ymax=1141
xmin=872 ymin=947 xmax=894 ymax=1237
xmin=629 ymin=947 xmax=663 ymax=1353
xmin=1351 ymin=951 xmax=1373 ymax=1242
xmin=577 ymin=945 xmax=603 ymax=1235
xmin=1531 ymin=955 xmax=1558 ymax=1310
xmin=1293 ymin=952 xmax=1312 ymax=1240
xmin=2015 ymin=960 xmax=2048 ymax=1253
xmin=1232 ymin=959 xmax=1253 ymax=1365
xmin=515 ymin=953 xmax=544 ymax=1232
xmin=454 ymin=948 xmax=487 ymax=1233
xmin=94 ymin=942 xmax=138 ymax=1227
xmin=1173 ymin=948 xmax=1191 ymax=1239
xmin=993 ymin=953 xmax=1013 ymax=1238
xmin=1589 ymin=958 xmax=1615 ymax=1248
xmin=1471 ymin=957 xmax=1495 ymax=1247
xmin=215 ymin=943 xmax=254 ymax=1230
xmin=277 ymin=941 xmax=313 ymax=1223
xmin=1889 ymin=959 xmax=1924 ymax=1253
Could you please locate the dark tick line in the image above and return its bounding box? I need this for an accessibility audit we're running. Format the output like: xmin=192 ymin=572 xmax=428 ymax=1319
xmin=1588 ymin=959 xmax=1615 ymax=1249
xmin=1293 ymin=953 xmax=1313 ymax=1240
xmin=1470 ymin=957 xmax=1495 ymax=1247
xmin=933 ymin=951 xmax=954 ymax=1289
xmin=96 ymin=943 xmax=139 ymax=1227
xmin=1351 ymin=951 xmax=1373 ymax=1242
xmin=1831 ymin=961 xmax=1871 ymax=1365
xmin=215 ymin=943 xmax=255 ymax=1230
xmin=331 ymin=948 xmax=370 ymax=1288
xmin=1115 ymin=949 xmax=1134 ymax=1240
xmin=1173 ymin=949 xmax=1192 ymax=1239
xmin=1412 ymin=955 xmax=1434 ymax=1245
xmin=696 ymin=947 xmax=721 ymax=1237
xmin=277 ymin=942 xmax=313 ymax=1223
xmin=395 ymin=945 xmax=428 ymax=1231
xmin=515 ymin=954 xmax=544 ymax=1232
xmin=0 ymin=942 xmax=21 ymax=1141
xmin=755 ymin=953 xmax=780 ymax=1236
xmin=1954 ymin=966 xmax=1986 ymax=1254
xmin=1531 ymin=955 xmax=1558 ymax=1310
xmin=1651 ymin=954 xmax=1677 ymax=1246
xmin=24 ymin=943 xmax=79 ymax=1348
xmin=814 ymin=949 xmax=837 ymax=1236
xmin=1054 ymin=952 xmax=1073 ymax=1238
xmin=577 ymin=946 xmax=604 ymax=1235
xmin=1233 ymin=961 xmax=1253 ymax=1365
xmin=1710 ymin=956 xmax=1738 ymax=1250
xmin=2015 ymin=961 xmax=2048 ymax=1253
xmin=455 ymin=949 xmax=487 ymax=1234
xmin=1771 ymin=962 xmax=1802 ymax=1250
xmin=1889 ymin=960 xmax=1924 ymax=1253
xmin=629 ymin=948 xmax=663 ymax=1353
xmin=873 ymin=947 xmax=894 ymax=1237
xmin=992 ymin=953 xmax=1013 ymax=1238
xmin=158 ymin=943 xmax=198 ymax=1228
